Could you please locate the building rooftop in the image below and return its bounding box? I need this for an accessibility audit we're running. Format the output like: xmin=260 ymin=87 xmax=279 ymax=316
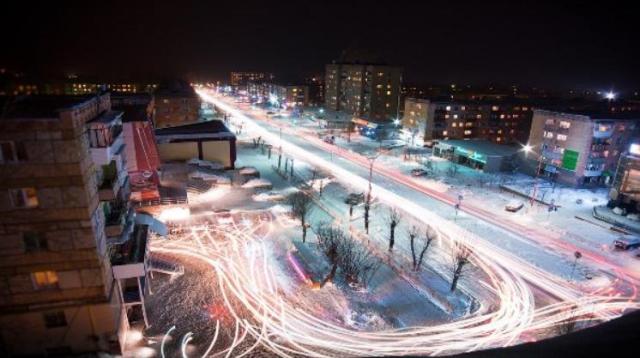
xmin=86 ymin=110 xmax=123 ymax=125
xmin=438 ymin=139 xmax=522 ymax=157
xmin=534 ymin=103 xmax=640 ymax=120
xmin=155 ymin=120 xmax=235 ymax=140
xmin=0 ymin=94 xmax=98 ymax=119
xmin=118 ymin=104 xmax=149 ymax=123
xmin=154 ymin=79 xmax=197 ymax=98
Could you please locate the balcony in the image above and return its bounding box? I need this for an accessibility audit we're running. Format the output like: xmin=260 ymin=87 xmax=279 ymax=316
xmin=99 ymin=170 xmax=129 ymax=202
xmin=111 ymin=224 xmax=148 ymax=280
xmin=105 ymin=206 xmax=134 ymax=239
xmin=87 ymin=111 xmax=125 ymax=166
xmin=583 ymin=169 xmax=603 ymax=177
xmin=593 ymin=122 xmax=614 ymax=139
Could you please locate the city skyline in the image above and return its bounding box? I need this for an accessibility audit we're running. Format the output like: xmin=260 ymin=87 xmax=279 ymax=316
xmin=1 ymin=1 xmax=638 ymax=90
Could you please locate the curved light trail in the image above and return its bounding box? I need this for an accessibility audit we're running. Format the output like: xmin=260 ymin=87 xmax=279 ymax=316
xmin=143 ymin=89 xmax=640 ymax=356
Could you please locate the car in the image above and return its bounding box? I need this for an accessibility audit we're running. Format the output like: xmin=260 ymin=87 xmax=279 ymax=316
xmin=410 ymin=168 xmax=428 ymax=177
xmin=323 ymin=136 xmax=335 ymax=144
xmin=613 ymin=237 xmax=640 ymax=250
xmin=505 ymin=201 xmax=524 ymax=212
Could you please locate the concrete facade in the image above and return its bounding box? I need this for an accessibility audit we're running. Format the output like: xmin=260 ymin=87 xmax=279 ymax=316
xmin=526 ymin=109 xmax=638 ymax=186
xmin=0 ymin=94 xmax=126 ymax=355
xmin=325 ymin=63 xmax=402 ymax=122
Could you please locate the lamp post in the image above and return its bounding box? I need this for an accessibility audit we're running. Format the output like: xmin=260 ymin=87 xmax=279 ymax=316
xmin=364 ymin=153 xmax=381 ymax=234
xmin=522 ymin=143 xmax=545 ymax=207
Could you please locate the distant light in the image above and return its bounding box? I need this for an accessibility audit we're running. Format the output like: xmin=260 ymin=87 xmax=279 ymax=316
xmin=319 ymin=108 xmax=325 ymax=114
xmin=522 ymin=144 xmax=533 ymax=153
xmin=393 ymin=118 xmax=401 ymax=126
xmin=630 ymin=143 xmax=640 ymax=156
xmin=604 ymin=91 xmax=616 ymax=100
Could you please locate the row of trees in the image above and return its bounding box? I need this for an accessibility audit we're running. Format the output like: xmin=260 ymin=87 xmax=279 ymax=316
xmin=287 ymin=181 xmax=472 ymax=293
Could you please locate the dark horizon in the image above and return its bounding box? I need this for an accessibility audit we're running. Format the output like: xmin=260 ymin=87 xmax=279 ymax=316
xmin=1 ymin=1 xmax=638 ymax=91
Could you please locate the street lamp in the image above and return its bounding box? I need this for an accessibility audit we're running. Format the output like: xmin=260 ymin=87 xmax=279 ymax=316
xmin=522 ymin=143 xmax=545 ymax=206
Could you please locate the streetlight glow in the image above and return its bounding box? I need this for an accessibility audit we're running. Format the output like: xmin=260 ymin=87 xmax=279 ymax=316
xmin=604 ymin=91 xmax=616 ymax=100
xmin=522 ymin=143 xmax=533 ymax=153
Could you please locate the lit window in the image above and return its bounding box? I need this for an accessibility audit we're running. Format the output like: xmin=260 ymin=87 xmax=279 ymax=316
xmin=461 ymin=106 xmax=466 ymax=111
xmin=464 ymin=130 xmax=472 ymax=135
xmin=476 ymin=114 xmax=482 ymax=119
xmin=445 ymin=114 xmax=450 ymax=119
xmin=442 ymin=131 xmax=448 ymax=136
xmin=9 ymin=188 xmax=39 ymax=208
xmin=557 ymin=134 xmax=568 ymax=141
xmin=466 ymin=122 xmax=473 ymax=127
xmin=544 ymin=131 xmax=554 ymax=139
xmin=32 ymin=271 xmax=59 ymax=290
xmin=446 ymin=106 xmax=451 ymax=111
xmin=452 ymin=123 xmax=457 ymax=127
xmin=492 ymin=106 xmax=499 ymax=111
xmin=453 ymin=114 xmax=458 ymax=119
xmin=386 ymin=91 xmax=391 ymax=95
xmin=500 ymin=114 xmax=505 ymax=119
xmin=559 ymin=121 xmax=571 ymax=129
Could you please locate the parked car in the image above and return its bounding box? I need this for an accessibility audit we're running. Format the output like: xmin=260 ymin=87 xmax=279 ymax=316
xmin=410 ymin=168 xmax=428 ymax=177
xmin=613 ymin=237 xmax=640 ymax=250
xmin=505 ymin=201 xmax=524 ymax=212
xmin=323 ymin=135 xmax=335 ymax=144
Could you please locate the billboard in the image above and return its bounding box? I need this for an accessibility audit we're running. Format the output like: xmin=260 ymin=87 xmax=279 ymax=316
xmin=561 ymin=149 xmax=579 ymax=171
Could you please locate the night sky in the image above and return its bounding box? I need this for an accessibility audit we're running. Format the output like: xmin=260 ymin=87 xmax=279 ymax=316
xmin=2 ymin=1 xmax=638 ymax=90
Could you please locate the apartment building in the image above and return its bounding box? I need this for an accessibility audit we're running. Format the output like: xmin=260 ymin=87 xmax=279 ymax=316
xmin=154 ymin=80 xmax=201 ymax=128
xmin=401 ymin=97 xmax=534 ymax=145
xmin=526 ymin=107 xmax=640 ymax=186
xmin=609 ymin=143 xmax=640 ymax=212
xmin=0 ymin=93 xmax=150 ymax=355
xmin=325 ymin=63 xmax=402 ymax=122
xmin=230 ymin=72 xmax=274 ymax=86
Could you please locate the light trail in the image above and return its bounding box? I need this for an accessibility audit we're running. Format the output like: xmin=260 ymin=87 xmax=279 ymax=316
xmin=149 ymin=211 xmax=639 ymax=357
xmin=145 ymin=89 xmax=640 ymax=356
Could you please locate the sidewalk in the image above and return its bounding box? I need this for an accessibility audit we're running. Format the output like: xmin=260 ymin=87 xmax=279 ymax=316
xmin=592 ymin=205 xmax=640 ymax=234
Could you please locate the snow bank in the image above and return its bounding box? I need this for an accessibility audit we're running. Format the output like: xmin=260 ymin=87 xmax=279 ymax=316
xmin=189 ymin=171 xmax=231 ymax=184
xmin=242 ymin=178 xmax=272 ymax=189
xmin=239 ymin=166 xmax=259 ymax=176
xmin=187 ymin=158 xmax=224 ymax=170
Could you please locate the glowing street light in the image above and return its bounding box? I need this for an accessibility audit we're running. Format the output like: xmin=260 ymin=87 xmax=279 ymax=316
xmin=393 ymin=118 xmax=401 ymax=126
xmin=522 ymin=143 xmax=533 ymax=154
xmin=604 ymin=91 xmax=616 ymax=100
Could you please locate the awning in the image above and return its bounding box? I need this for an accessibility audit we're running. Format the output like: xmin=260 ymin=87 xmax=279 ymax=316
xmin=135 ymin=213 xmax=168 ymax=236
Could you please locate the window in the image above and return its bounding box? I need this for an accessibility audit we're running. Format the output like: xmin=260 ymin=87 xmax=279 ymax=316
xmin=32 ymin=271 xmax=59 ymax=290
xmin=442 ymin=131 xmax=448 ymax=136
xmin=446 ymin=106 xmax=451 ymax=111
xmin=9 ymin=188 xmax=39 ymax=208
xmin=453 ymin=114 xmax=458 ymax=119
xmin=24 ymin=232 xmax=47 ymax=252
xmin=557 ymin=134 xmax=568 ymax=141
xmin=544 ymin=131 xmax=554 ymax=139
xmin=464 ymin=130 xmax=472 ymax=135
xmin=492 ymin=106 xmax=499 ymax=111
xmin=559 ymin=121 xmax=571 ymax=129
xmin=465 ymin=122 xmax=473 ymax=127
xmin=452 ymin=123 xmax=457 ymax=127
xmin=386 ymin=91 xmax=391 ymax=95
xmin=1 ymin=141 xmax=27 ymax=163
xmin=43 ymin=311 xmax=67 ymax=328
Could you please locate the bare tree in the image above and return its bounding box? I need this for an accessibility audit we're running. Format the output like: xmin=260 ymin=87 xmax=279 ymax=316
xmin=316 ymin=223 xmax=382 ymax=289
xmin=387 ymin=208 xmax=402 ymax=251
xmin=450 ymin=242 xmax=472 ymax=292
xmin=346 ymin=121 xmax=355 ymax=143
xmin=316 ymin=224 xmax=344 ymax=287
xmin=364 ymin=191 xmax=371 ymax=233
xmin=288 ymin=191 xmax=313 ymax=242
xmin=344 ymin=193 xmax=364 ymax=219
xmin=339 ymin=236 xmax=382 ymax=287
xmin=409 ymin=226 xmax=437 ymax=271
xmin=555 ymin=304 xmax=579 ymax=336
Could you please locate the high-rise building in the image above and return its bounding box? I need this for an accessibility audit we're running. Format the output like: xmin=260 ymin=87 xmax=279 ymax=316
xmin=526 ymin=105 xmax=640 ymax=186
xmin=325 ymin=63 xmax=402 ymax=122
xmin=0 ymin=93 xmax=151 ymax=355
